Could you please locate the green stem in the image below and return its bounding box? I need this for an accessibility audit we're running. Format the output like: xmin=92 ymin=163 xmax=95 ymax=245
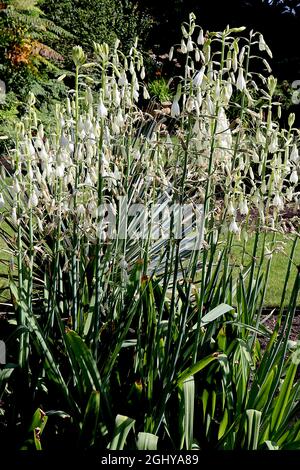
xmin=71 ymin=64 xmax=80 ymax=330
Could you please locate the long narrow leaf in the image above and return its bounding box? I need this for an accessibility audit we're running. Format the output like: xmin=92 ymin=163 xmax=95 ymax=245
xmin=137 ymin=432 xmax=158 ymax=450
xmin=108 ymin=415 xmax=135 ymax=450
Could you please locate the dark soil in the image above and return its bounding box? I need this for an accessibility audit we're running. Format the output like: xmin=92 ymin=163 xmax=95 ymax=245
xmin=259 ymin=315 xmax=300 ymax=351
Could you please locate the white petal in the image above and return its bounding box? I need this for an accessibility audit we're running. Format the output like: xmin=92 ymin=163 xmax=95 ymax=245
xmin=171 ymin=100 xmax=180 ymax=118
xmin=290 ymin=170 xmax=298 ymax=184
xmin=236 ymin=69 xmax=246 ymax=91
xmin=229 ymin=219 xmax=239 ymax=234
xmin=193 ymin=66 xmax=205 ymax=87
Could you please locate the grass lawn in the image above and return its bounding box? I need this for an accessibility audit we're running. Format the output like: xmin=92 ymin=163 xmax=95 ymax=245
xmin=224 ymin=232 xmax=300 ymax=307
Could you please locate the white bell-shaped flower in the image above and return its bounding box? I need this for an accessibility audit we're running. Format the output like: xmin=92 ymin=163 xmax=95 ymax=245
xmin=229 ymin=218 xmax=239 ymax=234
xmin=290 ymin=144 xmax=299 ymax=162
xmin=290 ymin=170 xmax=298 ymax=184
xmin=187 ymin=37 xmax=193 ymax=52
xmin=273 ymin=193 xmax=284 ymax=209
xmin=97 ymin=99 xmax=108 ymax=118
xmin=236 ymin=68 xmax=246 ymax=91
xmin=227 ymin=201 xmax=236 ymax=216
xmin=193 ymin=66 xmax=205 ymax=88
xmin=239 ymin=199 xmax=249 ymax=215
xmin=180 ymin=39 xmax=187 ymax=54
xmin=29 ymin=191 xmax=38 ymax=208
xmin=171 ymin=98 xmax=180 ymax=118
xmin=197 ymin=29 xmax=204 ymax=45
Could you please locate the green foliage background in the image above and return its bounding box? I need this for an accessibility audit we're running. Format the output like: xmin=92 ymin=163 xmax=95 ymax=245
xmin=41 ymin=0 xmax=152 ymax=61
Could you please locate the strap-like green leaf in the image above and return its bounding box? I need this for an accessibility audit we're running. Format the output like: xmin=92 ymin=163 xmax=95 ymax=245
xmin=178 ymin=354 xmax=222 ymax=384
xmin=218 ymin=408 xmax=229 ymax=440
xmin=246 ymin=409 xmax=261 ymax=450
xmin=65 ymin=329 xmax=102 ymax=394
xmin=200 ymin=303 xmax=233 ymax=326
xmin=182 ymin=377 xmax=195 ymax=450
xmin=137 ymin=432 xmax=158 ymax=450
xmin=79 ymin=390 xmax=100 ymax=448
xmin=270 ymin=360 xmax=298 ymax=435
xmin=108 ymin=415 xmax=135 ymax=450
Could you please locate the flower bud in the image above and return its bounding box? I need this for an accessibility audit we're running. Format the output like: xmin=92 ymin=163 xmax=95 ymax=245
xmin=267 ymin=76 xmax=277 ymax=96
xmin=169 ymin=46 xmax=174 ymax=61
xmin=204 ymin=43 xmax=211 ymax=63
xmin=239 ymin=47 xmax=246 ymax=65
xmin=258 ymin=34 xmax=266 ymax=51
xmin=232 ymin=50 xmax=238 ymax=72
xmin=288 ymin=113 xmax=295 ymax=128
xmin=72 ymin=45 xmax=85 ymax=66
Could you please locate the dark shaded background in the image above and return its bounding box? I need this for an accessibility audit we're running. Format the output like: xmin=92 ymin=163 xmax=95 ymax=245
xmin=137 ymin=0 xmax=300 ymax=80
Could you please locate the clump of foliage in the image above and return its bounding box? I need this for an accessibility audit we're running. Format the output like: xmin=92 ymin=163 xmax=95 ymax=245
xmin=0 ymin=14 xmax=300 ymax=451
xmin=0 ymin=90 xmax=20 ymax=155
xmin=0 ymin=1 xmax=70 ymax=101
xmin=148 ymin=77 xmax=173 ymax=103
xmin=0 ymin=1 xmax=71 ymax=157
xmin=41 ymin=0 xmax=152 ymax=63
